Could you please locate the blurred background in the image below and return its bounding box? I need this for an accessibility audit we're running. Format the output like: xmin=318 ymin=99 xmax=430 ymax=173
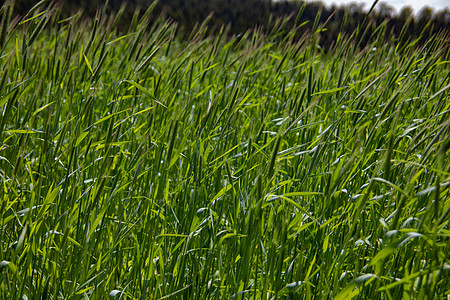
xmin=308 ymin=0 xmax=449 ymax=14
xmin=9 ymin=0 xmax=450 ymax=49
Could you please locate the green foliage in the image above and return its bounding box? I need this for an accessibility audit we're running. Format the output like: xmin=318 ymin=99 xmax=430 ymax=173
xmin=10 ymin=0 xmax=450 ymax=51
xmin=0 ymin=1 xmax=449 ymax=299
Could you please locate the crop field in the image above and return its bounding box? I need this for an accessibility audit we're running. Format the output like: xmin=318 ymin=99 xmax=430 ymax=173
xmin=0 ymin=1 xmax=449 ymax=299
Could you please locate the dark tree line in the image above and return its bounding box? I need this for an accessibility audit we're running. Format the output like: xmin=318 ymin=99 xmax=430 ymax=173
xmin=9 ymin=0 xmax=450 ymax=49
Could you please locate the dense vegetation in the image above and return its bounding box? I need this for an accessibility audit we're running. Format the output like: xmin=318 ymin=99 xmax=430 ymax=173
xmin=10 ymin=0 xmax=450 ymax=50
xmin=1 ymin=0 xmax=449 ymax=299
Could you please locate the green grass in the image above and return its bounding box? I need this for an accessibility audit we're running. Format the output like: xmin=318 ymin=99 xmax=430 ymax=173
xmin=0 ymin=1 xmax=449 ymax=299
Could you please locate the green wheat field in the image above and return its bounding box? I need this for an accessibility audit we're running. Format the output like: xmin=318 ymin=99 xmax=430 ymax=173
xmin=0 ymin=1 xmax=449 ymax=299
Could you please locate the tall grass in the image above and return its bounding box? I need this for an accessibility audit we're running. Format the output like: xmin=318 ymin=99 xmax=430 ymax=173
xmin=0 ymin=1 xmax=449 ymax=299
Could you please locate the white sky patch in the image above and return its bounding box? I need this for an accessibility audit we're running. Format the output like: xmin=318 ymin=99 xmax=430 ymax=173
xmin=307 ymin=0 xmax=449 ymax=14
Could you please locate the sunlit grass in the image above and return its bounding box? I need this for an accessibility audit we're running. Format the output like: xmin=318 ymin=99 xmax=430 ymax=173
xmin=0 ymin=1 xmax=449 ymax=299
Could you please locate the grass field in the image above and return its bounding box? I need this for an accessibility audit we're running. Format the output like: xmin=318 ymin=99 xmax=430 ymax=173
xmin=0 ymin=1 xmax=449 ymax=299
